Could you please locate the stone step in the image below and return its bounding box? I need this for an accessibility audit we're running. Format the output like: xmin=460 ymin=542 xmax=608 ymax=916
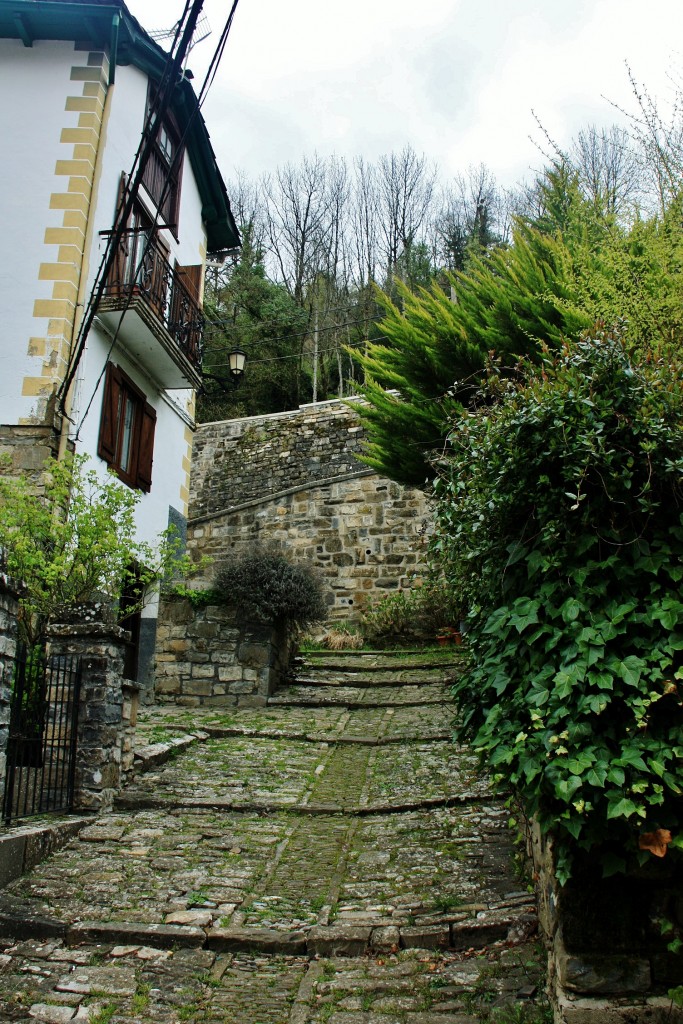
xmin=269 ymin=684 xmax=450 ymax=707
xmin=3 ymin=800 xmax=526 ymax=951
xmin=292 ymin=668 xmax=453 ymax=686
xmin=0 ymin=893 xmax=535 ymax=955
xmin=297 ymin=650 xmax=467 ymax=671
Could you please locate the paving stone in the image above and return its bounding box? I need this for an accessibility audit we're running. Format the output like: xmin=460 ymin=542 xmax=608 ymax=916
xmin=164 ymin=910 xmax=212 ymax=927
xmin=55 ymin=965 xmax=137 ymax=996
xmin=28 ymin=1005 xmax=76 ymax=1022
xmin=0 ymin=650 xmax=548 ymax=1024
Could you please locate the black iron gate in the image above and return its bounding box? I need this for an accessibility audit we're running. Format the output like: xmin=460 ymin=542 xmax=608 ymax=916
xmin=2 ymin=644 xmax=82 ymax=825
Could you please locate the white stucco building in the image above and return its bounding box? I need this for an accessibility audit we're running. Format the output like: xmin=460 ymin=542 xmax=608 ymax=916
xmin=0 ymin=0 xmax=239 ymax=686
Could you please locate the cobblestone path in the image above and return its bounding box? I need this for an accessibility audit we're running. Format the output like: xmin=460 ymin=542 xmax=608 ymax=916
xmin=0 ymin=650 xmax=546 ymax=1023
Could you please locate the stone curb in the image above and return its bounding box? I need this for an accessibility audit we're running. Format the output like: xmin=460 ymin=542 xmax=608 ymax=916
xmin=113 ymin=793 xmax=497 ymax=814
xmin=0 ymin=906 xmax=528 ymax=956
xmin=0 ymin=909 xmax=67 ymax=940
xmin=292 ymin=676 xmax=453 ymax=689
xmin=133 ymin=732 xmax=207 ymax=773
xmin=0 ymin=817 xmax=92 ymax=890
xmin=197 ymin=726 xmax=452 ymax=745
xmin=267 ymin=696 xmax=450 ymax=709
xmin=206 ymin=926 xmax=307 ymax=955
xmin=67 ymin=921 xmax=206 ymax=949
xmin=299 ymin=652 xmax=468 ymax=666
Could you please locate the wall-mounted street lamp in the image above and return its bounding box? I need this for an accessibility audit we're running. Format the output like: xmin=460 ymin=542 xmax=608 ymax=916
xmin=202 ymin=345 xmax=247 ymax=391
xmin=227 ymin=345 xmax=246 ymax=380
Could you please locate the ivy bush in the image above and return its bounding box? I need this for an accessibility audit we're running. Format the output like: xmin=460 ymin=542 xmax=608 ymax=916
xmin=433 ymin=330 xmax=683 ymax=882
xmin=214 ymin=549 xmax=326 ymax=627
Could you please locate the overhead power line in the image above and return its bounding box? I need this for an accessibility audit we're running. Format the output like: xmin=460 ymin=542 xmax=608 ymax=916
xmin=71 ymin=0 xmax=242 ymax=437
xmin=58 ymin=0 xmax=203 ymax=416
xmin=202 ymin=315 xmax=382 ymax=359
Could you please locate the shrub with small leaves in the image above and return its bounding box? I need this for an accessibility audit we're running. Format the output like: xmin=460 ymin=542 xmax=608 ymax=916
xmin=361 ymin=577 xmax=461 ymax=645
xmin=214 ymin=550 xmax=326 ymax=627
xmin=0 ymin=455 xmax=190 ymax=645
xmin=433 ymin=329 xmax=683 ymax=883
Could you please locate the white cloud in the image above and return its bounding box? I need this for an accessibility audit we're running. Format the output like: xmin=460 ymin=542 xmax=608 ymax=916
xmin=127 ymin=0 xmax=683 ymax=189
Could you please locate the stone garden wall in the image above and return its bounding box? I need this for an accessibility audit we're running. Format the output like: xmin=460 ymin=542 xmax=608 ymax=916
xmin=47 ymin=616 xmax=136 ymax=813
xmin=154 ymin=596 xmax=293 ymax=707
xmin=528 ymin=821 xmax=683 ymax=1023
xmin=0 ymin=574 xmax=19 ymax=796
xmin=188 ymin=400 xmax=431 ymax=622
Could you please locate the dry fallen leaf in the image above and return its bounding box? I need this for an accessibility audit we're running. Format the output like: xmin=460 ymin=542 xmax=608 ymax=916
xmin=638 ymin=828 xmax=673 ymax=858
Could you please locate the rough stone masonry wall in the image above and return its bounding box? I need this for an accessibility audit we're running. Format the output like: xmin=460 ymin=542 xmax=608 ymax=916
xmin=0 ymin=575 xmax=20 ymax=795
xmin=191 ymin=399 xmax=369 ymax=519
xmin=0 ymin=424 xmax=60 ymax=484
xmin=188 ymin=400 xmax=431 ymax=621
xmin=154 ymin=597 xmax=293 ymax=706
xmin=527 ymin=820 xmax=683 ymax=1023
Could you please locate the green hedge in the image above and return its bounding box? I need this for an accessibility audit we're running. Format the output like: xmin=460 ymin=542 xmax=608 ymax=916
xmin=433 ymin=330 xmax=683 ymax=882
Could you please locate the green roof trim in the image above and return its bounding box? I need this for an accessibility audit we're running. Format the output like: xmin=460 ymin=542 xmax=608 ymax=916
xmin=0 ymin=0 xmax=240 ymax=252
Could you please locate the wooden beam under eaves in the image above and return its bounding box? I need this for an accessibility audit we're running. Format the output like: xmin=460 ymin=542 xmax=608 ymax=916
xmin=13 ymin=11 xmax=33 ymax=47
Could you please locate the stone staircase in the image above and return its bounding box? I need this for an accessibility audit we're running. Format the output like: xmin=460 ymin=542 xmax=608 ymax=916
xmin=0 ymin=648 xmax=544 ymax=1024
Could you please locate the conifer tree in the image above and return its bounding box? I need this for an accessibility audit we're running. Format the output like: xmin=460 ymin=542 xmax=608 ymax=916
xmin=351 ymin=171 xmax=683 ymax=488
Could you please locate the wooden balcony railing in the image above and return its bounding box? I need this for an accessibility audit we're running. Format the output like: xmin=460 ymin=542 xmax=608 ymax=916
xmin=102 ymin=229 xmax=203 ymax=372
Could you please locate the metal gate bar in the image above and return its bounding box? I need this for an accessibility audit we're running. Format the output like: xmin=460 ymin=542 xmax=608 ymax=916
xmin=3 ymin=646 xmax=82 ymax=825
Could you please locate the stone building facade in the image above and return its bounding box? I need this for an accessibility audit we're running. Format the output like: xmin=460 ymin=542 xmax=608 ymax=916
xmin=187 ymin=399 xmax=431 ymax=621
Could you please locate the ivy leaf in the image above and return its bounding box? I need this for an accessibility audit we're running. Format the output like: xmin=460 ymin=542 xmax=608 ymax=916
xmin=566 ymin=752 xmax=594 ymax=775
xmin=508 ymin=598 xmax=541 ymax=633
xmin=616 ymin=656 xmax=645 ymax=686
xmin=561 ymin=598 xmax=582 ymax=623
xmin=556 ymin=776 xmax=583 ymax=802
xmin=586 ymin=765 xmax=608 ymax=788
xmin=615 ymin=749 xmax=648 ymax=771
xmin=606 ymin=797 xmax=639 ymax=820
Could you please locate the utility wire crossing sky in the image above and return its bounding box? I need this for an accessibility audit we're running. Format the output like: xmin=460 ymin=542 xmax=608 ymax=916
xmin=126 ymin=0 xmax=683 ymax=190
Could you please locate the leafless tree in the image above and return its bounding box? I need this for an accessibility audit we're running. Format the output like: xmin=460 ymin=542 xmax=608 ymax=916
xmin=435 ymin=163 xmax=506 ymax=271
xmin=226 ymin=170 xmax=268 ymax=253
xmin=262 ymin=154 xmax=333 ymax=304
xmin=375 ymin=146 xmax=437 ymax=279
xmin=351 ymin=156 xmax=380 ymax=290
xmin=570 ymin=124 xmax=643 ymax=218
xmin=616 ymin=65 xmax=683 ymax=215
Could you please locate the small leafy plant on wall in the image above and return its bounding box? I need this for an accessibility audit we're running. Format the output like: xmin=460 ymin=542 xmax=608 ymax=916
xmin=432 ymin=328 xmax=683 ymax=894
xmin=213 ymin=548 xmax=326 ymax=630
xmin=359 ymin=576 xmax=462 ymax=647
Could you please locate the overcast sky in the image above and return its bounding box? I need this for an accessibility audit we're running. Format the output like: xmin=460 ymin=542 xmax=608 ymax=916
xmin=126 ymin=0 xmax=683 ymax=192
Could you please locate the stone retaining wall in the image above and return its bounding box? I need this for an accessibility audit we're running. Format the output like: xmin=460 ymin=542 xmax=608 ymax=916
xmin=528 ymin=820 xmax=683 ymax=1023
xmin=188 ymin=400 xmax=431 ymax=622
xmin=154 ymin=597 xmax=292 ymax=707
xmin=0 ymin=576 xmax=19 ymax=795
xmin=191 ymin=399 xmax=369 ymax=520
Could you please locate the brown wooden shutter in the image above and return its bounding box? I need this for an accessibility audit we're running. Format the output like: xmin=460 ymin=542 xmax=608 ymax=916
xmin=111 ymin=173 xmax=130 ymax=295
xmin=176 ymin=264 xmax=203 ymax=303
xmin=135 ymin=401 xmax=157 ymax=493
xmin=97 ymin=363 xmax=121 ymax=464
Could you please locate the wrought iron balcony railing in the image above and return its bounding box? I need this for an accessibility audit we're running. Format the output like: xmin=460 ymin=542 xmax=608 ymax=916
xmin=101 ymin=229 xmax=203 ymax=373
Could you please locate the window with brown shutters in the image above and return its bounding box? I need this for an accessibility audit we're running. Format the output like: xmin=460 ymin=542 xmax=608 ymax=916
xmin=97 ymin=363 xmax=157 ymax=492
xmin=141 ymin=89 xmax=183 ymax=233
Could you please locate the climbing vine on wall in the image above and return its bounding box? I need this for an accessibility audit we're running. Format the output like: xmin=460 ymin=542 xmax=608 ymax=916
xmin=433 ymin=329 xmax=683 ymax=882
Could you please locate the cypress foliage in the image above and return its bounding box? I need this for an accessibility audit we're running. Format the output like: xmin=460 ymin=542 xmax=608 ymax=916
xmin=351 ymin=176 xmax=683 ymax=488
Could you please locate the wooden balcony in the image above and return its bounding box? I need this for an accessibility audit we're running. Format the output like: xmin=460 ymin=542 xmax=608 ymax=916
xmin=97 ymin=230 xmax=203 ymax=389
